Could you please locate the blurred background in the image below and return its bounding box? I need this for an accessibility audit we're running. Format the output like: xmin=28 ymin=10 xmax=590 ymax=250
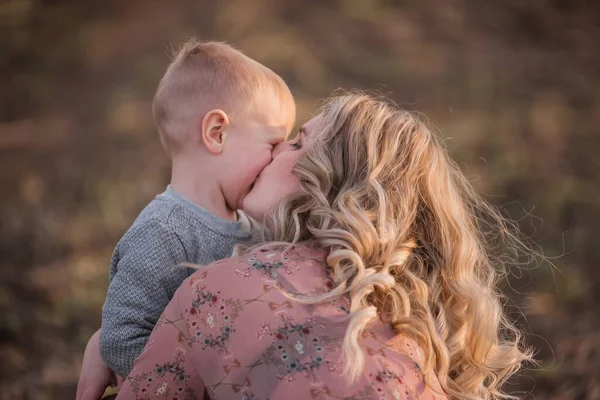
xmin=1 ymin=0 xmax=599 ymax=398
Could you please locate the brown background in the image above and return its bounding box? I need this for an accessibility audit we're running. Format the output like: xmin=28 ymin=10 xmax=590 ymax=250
xmin=1 ymin=0 xmax=599 ymax=398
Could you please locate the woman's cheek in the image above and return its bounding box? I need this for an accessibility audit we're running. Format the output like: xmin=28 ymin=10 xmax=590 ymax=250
xmin=256 ymin=150 xmax=275 ymax=176
xmin=276 ymin=160 xmax=302 ymax=198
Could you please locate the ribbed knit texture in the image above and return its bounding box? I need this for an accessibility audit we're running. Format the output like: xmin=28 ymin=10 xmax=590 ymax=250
xmin=100 ymin=186 xmax=252 ymax=377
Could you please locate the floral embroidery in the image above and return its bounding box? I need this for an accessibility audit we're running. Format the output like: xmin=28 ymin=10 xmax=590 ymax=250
xmin=257 ymin=314 xmax=332 ymax=377
xmin=204 ymin=312 xmax=215 ymax=328
xmin=249 ymin=254 xmax=284 ymax=277
xmin=127 ymin=349 xmax=198 ymax=400
xmin=234 ymin=267 xmax=252 ymax=278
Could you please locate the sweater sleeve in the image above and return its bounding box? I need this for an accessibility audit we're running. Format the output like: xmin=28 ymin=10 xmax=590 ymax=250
xmin=100 ymin=221 xmax=192 ymax=378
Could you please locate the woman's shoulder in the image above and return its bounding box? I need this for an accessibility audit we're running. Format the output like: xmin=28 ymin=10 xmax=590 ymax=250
xmin=207 ymin=240 xmax=326 ymax=274
xmin=178 ymin=241 xmax=330 ymax=298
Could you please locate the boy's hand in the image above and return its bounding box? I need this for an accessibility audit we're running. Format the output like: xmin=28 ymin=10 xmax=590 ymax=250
xmin=76 ymin=329 xmax=117 ymax=400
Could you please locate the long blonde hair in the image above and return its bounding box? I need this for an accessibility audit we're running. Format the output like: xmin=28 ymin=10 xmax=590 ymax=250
xmin=266 ymin=91 xmax=533 ymax=399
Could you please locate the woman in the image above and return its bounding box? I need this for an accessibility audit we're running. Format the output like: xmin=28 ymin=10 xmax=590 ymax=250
xmin=115 ymin=92 xmax=531 ymax=399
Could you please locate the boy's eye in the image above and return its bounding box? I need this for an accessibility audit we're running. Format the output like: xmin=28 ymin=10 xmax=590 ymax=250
xmin=290 ymin=142 xmax=302 ymax=150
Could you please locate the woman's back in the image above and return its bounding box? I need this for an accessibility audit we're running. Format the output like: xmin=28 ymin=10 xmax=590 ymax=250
xmin=120 ymin=242 xmax=446 ymax=399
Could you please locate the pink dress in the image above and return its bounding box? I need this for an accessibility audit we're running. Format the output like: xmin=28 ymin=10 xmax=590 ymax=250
xmin=117 ymin=241 xmax=447 ymax=400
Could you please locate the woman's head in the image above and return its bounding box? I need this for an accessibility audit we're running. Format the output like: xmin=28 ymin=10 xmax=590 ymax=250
xmin=251 ymin=91 xmax=532 ymax=399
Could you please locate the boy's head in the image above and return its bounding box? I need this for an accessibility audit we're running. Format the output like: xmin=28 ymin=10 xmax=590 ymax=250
xmin=153 ymin=38 xmax=296 ymax=211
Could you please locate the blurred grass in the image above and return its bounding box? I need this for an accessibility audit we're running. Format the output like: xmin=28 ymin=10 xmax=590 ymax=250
xmin=1 ymin=0 xmax=599 ymax=398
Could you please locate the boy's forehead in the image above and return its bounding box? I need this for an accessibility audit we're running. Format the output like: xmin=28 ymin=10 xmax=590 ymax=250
xmin=251 ymin=107 xmax=295 ymax=140
xmin=259 ymin=119 xmax=290 ymax=141
xmin=253 ymin=95 xmax=296 ymax=137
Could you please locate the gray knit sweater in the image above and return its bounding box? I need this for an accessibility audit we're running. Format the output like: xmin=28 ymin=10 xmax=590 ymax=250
xmin=100 ymin=186 xmax=252 ymax=377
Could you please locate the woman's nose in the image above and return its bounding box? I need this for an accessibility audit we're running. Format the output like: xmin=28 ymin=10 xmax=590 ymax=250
xmin=271 ymin=142 xmax=285 ymax=159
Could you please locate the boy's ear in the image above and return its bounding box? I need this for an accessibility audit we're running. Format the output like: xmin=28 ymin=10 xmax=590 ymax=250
xmin=200 ymin=109 xmax=230 ymax=155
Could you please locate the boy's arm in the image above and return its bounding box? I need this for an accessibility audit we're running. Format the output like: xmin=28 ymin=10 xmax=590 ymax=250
xmin=100 ymin=221 xmax=192 ymax=378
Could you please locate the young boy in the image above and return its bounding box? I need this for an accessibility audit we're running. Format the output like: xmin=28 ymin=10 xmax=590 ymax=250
xmin=98 ymin=38 xmax=296 ymax=379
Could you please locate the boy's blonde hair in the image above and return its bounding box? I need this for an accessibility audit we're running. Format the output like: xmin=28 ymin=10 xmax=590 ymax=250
xmin=153 ymin=39 xmax=294 ymax=151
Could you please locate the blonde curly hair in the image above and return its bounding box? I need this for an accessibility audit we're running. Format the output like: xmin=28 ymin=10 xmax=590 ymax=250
xmin=264 ymin=91 xmax=533 ymax=399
